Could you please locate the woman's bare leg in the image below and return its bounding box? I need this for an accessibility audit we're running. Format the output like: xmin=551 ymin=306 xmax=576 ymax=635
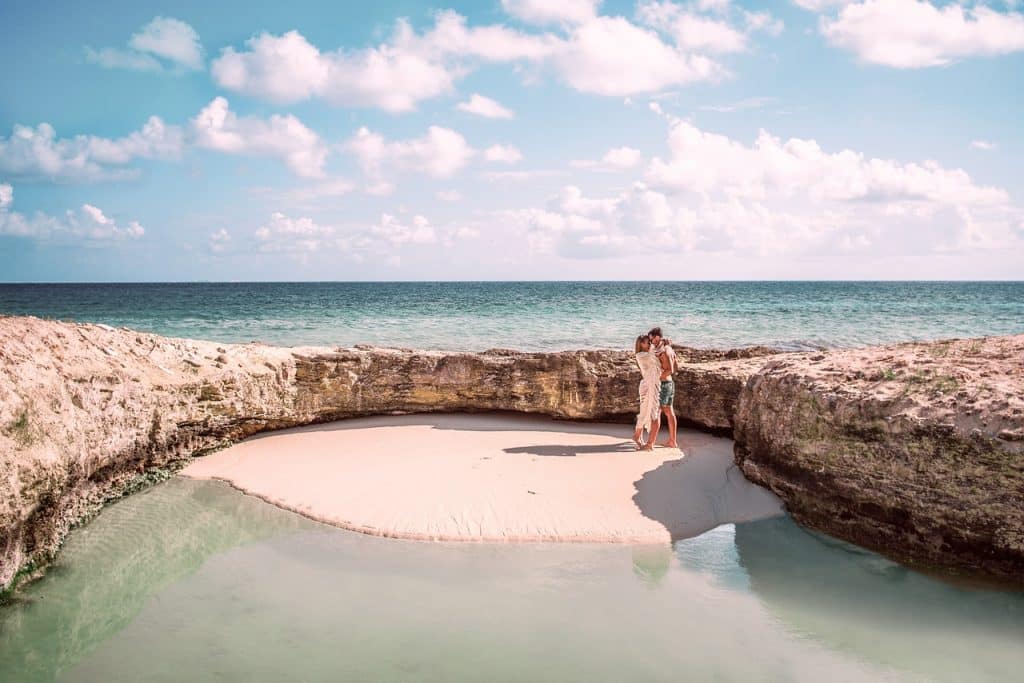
xmin=642 ymin=417 xmax=660 ymax=450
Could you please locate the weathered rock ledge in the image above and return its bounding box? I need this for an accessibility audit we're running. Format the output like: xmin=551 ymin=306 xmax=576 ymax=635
xmin=735 ymin=336 xmax=1024 ymax=584
xmin=0 ymin=316 xmax=770 ymax=589
xmin=1 ymin=315 xmax=1021 ymax=589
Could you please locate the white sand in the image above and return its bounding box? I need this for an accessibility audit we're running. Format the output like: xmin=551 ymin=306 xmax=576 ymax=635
xmin=181 ymin=414 xmax=782 ymax=544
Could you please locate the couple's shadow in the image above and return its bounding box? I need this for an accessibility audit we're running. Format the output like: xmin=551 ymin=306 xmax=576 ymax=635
xmin=502 ymin=442 xmax=637 ymax=457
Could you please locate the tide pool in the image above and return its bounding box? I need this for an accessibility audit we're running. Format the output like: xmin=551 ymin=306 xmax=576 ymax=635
xmin=2 ymin=478 xmax=1021 ymax=682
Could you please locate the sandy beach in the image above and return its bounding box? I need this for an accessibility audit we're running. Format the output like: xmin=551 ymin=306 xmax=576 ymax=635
xmin=181 ymin=413 xmax=783 ymax=543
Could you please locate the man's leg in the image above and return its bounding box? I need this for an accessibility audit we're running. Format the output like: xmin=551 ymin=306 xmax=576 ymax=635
xmin=661 ymin=405 xmax=678 ymax=447
xmin=657 ymin=380 xmax=678 ymax=447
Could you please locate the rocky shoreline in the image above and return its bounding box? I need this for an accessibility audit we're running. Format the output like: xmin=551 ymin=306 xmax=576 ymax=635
xmin=1 ymin=316 xmax=1021 ymax=590
xmin=735 ymin=337 xmax=1024 ymax=583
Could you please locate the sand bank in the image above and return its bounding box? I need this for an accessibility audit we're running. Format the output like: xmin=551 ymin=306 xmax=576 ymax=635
xmin=180 ymin=414 xmax=783 ymax=543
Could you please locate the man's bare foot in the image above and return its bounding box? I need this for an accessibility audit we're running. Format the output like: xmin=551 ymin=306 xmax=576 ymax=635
xmin=640 ymin=444 xmax=654 ymax=451
xmin=660 ymin=441 xmax=679 ymax=448
xmin=632 ymin=437 xmax=643 ymax=450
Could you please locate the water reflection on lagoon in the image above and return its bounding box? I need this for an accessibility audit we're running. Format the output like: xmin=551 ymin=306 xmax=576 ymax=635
xmin=674 ymin=518 xmax=1024 ymax=681
xmin=1 ymin=479 xmax=1021 ymax=683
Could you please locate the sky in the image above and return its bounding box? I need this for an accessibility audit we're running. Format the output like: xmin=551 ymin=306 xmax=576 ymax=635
xmin=0 ymin=0 xmax=1022 ymax=281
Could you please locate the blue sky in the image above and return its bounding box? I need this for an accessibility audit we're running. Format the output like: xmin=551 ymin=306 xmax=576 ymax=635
xmin=1 ymin=0 xmax=1022 ymax=281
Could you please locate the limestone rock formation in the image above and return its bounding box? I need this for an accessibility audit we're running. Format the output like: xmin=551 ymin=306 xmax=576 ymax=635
xmin=2 ymin=315 xmax=1022 ymax=589
xmin=734 ymin=336 xmax=1024 ymax=583
xmin=0 ymin=316 xmax=763 ymax=589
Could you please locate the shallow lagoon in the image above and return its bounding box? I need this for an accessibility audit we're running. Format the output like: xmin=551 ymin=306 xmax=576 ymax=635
xmin=2 ymin=478 xmax=1022 ymax=682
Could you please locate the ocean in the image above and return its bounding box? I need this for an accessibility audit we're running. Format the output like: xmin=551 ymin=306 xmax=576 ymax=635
xmin=1 ymin=281 xmax=1022 ymax=351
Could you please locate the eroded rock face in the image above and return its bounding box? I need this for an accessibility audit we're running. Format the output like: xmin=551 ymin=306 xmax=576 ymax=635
xmin=0 ymin=317 xmax=765 ymax=589
xmin=2 ymin=316 xmax=1021 ymax=589
xmin=734 ymin=337 xmax=1024 ymax=584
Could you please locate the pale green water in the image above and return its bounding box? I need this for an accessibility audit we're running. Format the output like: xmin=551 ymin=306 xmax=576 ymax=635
xmin=1 ymin=478 xmax=1022 ymax=682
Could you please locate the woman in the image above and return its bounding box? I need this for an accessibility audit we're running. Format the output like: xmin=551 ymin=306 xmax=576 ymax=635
xmin=632 ymin=335 xmax=662 ymax=451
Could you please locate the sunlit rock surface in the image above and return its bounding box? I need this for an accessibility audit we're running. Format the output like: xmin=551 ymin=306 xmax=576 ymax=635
xmin=735 ymin=336 xmax=1024 ymax=583
xmin=1 ymin=315 xmax=1021 ymax=587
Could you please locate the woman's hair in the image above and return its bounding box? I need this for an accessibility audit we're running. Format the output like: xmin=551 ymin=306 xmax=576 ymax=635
xmin=634 ymin=335 xmax=649 ymax=354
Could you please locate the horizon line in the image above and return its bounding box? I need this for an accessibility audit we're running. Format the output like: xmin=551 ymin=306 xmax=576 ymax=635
xmin=2 ymin=279 xmax=1023 ymax=285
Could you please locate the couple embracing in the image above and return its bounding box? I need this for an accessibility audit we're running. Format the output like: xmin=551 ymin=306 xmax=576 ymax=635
xmin=632 ymin=327 xmax=679 ymax=452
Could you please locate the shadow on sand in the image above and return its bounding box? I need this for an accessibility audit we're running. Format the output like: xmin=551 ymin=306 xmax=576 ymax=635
xmin=227 ymin=412 xmax=783 ymax=545
xmin=249 ymin=412 xmax=632 ymax=438
xmin=502 ymin=442 xmax=637 ymax=457
xmin=631 ymin=448 xmax=783 ymax=542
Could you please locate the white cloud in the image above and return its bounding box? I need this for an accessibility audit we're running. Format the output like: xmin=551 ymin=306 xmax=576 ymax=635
xmin=365 ymin=182 xmax=396 ymax=196
xmin=484 ymin=144 xmax=524 ymax=163
xmin=0 ymin=116 xmax=183 ymax=182
xmin=694 ymin=0 xmax=733 ymax=12
xmin=208 ymin=228 xmax=231 ymax=253
xmin=602 ymin=145 xmax=642 ymax=168
xmin=401 ymin=11 xmax=561 ymax=62
xmin=246 ymin=210 xmax=460 ymax=259
xmin=637 ymin=1 xmax=783 ymax=53
xmin=572 ymin=146 xmax=642 ymax=170
xmin=87 ymin=116 xmax=185 ymax=164
xmin=210 ymin=6 xmax=775 ymax=109
xmin=792 ymin=0 xmax=848 ymax=9
xmin=254 ymin=211 xmax=335 ymax=253
xmin=422 ymin=9 xmax=734 ymax=95
xmin=503 ymin=113 xmax=1021 ymax=260
xmin=501 ymin=0 xmax=601 ymax=25
xmin=1 ymin=99 xmax=329 ymax=183
xmin=481 ymin=168 xmax=566 ymax=183
xmin=638 ymin=1 xmax=746 ymax=53
xmin=553 ymin=17 xmax=724 ymax=95
xmin=0 ymin=186 xmax=144 ymax=241
xmin=209 ymin=12 xmax=556 ymax=113
xmin=450 ymin=225 xmax=481 ymax=239
xmin=840 ymin=232 xmax=872 ymax=250
xmin=456 ymin=94 xmax=515 ymax=119
xmin=971 ymin=139 xmax=997 ymax=151
xmin=743 ymin=9 xmax=785 ymax=35
xmin=212 ymin=29 xmax=454 ymax=112
xmin=646 ymin=118 xmax=1008 ymax=206
xmin=347 ymin=125 xmax=475 ymax=179
xmin=129 ymin=17 xmax=204 ymax=69
xmin=191 ymin=97 xmax=327 ymax=178
xmin=436 ymin=190 xmax=463 ymax=201
xmin=509 ymin=182 xmax=698 ymax=257
xmin=86 ymin=16 xmax=203 ymax=72
xmin=819 ymin=0 xmax=1024 ymax=68
xmin=508 ymin=182 xmax=1020 ymax=260
xmin=371 ymin=213 xmax=437 ymax=246
xmin=212 ymin=31 xmax=329 ymax=103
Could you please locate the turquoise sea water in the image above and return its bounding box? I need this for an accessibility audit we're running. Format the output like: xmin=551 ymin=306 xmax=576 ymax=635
xmin=1 ymin=281 xmax=1022 ymax=350
xmin=1 ymin=478 xmax=1021 ymax=683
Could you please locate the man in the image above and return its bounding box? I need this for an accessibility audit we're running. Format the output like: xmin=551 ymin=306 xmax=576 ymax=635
xmin=647 ymin=327 xmax=678 ymax=448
